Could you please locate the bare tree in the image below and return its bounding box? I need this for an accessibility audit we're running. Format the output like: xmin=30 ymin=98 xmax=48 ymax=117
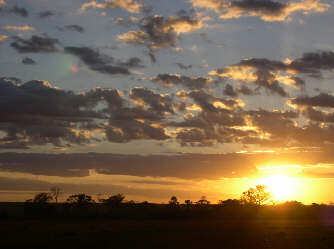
xmin=50 ymin=186 xmax=61 ymax=203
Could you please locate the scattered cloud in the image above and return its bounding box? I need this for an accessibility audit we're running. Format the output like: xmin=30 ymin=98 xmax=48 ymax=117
xmin=38 ymin=10 xmax=55 ymax=18
xmin=64 ymin=46 xmax=132 ymax=75
xmin=0 ymin=35 xmax=8 ymax=42
xmin=118 ymin=15 xmax=205 ymax=50
xmin=79 ymin=0 xmax=143 ymax=13
xmin=210 ymin=51 xmax=334 ymax=97
xmin=151 ymin=74 xmax=213 ymax=89
xmin=61 ymin=24 xmax=85 ymax=33
xmin=3 ymin=25 xmax=35 ymax=31
xmin=0 ymin=5 xmax=28 ymax=17
xmin=22 ymin=57 xmax=36 ymax=65
xmin=190 ymin=0 xmax=330 ymax=22
xmin=10 ymin=35 xmax=60 ymax=53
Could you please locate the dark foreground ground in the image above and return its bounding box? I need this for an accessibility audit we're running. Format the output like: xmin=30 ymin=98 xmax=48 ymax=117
xmin=1 ymin=218 xmax=334 ymax=249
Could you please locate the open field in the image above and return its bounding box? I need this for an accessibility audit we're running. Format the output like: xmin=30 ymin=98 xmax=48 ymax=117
xmin=2 ymin=218 xmax=334 ymax=249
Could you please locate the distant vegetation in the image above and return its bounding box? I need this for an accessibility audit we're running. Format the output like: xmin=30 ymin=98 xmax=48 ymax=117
xmin=1 ymin=185 xmax=334 ymax=221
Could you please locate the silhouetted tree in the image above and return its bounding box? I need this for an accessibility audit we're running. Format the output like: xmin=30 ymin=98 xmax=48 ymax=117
xmin=196 ymin=196 xmax=210 ymax=205
xmin=66 ymin=194 xmax=95 ymax=207
xmin=169 ymin=196 xmax=179 ymax=206
xmin=50 ymin=186 xmax=61 ymax=203
xmin=28 ymin=192 xmax=53 ymax=204
xmin=218 ymin=199 xmax=242 ymax=208
xmin=100 ymin=194 xmax=125 ymax=207
xmin=184 ymin=200 xmax=192 ymax=206
xmin=240 ymin=185 xmax=272 ymax=206
xmin=24 ymin=192 xmax=54 ymax=217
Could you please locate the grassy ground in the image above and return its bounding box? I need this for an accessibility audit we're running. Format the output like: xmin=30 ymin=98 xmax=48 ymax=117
xmin=1 ymin=218 xmax=334 ymax=249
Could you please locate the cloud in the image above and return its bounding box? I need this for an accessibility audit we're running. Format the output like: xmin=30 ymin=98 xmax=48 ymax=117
xmin=114 ymin=17 xmax=139 ymax=27
xmin=3 ymin=25 xmax=35 ymax=31
xmin=288 ymin=94 xmax=334 ymax=123
xmin=176 ymin=63 xmax=192 ymax=70
xmin=22 ymin=57 xmax=36 ymax=65
xmin=10 ymin=35 xmax=60 ymax=53
xmin=118 ymin=15 xmax=205 ymax=50
xmin=169 ymin=90 xmax=247 ymax=146
xmin=79 ymin=0 xmax=143 ymax=13
xmin=190 ymin=0 xmax=329 ymax=22
xmin=0 ymin=5 xmax=28 ymax=17
xmin=223 ymin=83 xmax=238 ymax=97
xmin=62 ymin=25 xmax=85 ymax=33
xmin=38 ymin=11 xmax=55 ymax=18
xmin=129 ymin=87 xmax=174 ymax=115
xmin=0 ymin=152 xmax=256 ymax=179
xmin=64 ymin=46 xmax=132 ymax=75
xmin=0 ymin=35 xmax=8 ymax=42
xmin=0 ymin=78 xmax=118 ymax=148
xmin=290 ymin=93 xmax=334 ymax=108
xmin=151 ymin=74 xmax=213 ymax=89
xmin=209 ymin=50 xmax=334 ymax=96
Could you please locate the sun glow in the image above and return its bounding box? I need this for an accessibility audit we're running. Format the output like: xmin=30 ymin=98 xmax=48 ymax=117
xmin=254 ymin=164 xmax=306 ymax=202
xmin=257 ymin=175 xmax=300 ymax=202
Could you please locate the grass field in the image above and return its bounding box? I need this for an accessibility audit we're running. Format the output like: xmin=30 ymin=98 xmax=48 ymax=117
xmin=1 ymin=218 xmax=334 ymax=249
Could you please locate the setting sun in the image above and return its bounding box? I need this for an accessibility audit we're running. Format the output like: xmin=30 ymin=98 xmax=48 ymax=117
xmin=257 ymin=175 xmax=301 ymax=202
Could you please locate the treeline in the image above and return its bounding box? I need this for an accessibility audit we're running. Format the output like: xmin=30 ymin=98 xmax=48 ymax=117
xmin=1 ymin=185 xmax=334 ymax=220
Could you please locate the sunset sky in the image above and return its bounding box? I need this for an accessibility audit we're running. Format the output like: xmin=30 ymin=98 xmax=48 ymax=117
xmin=1 ymin=0 xmax=334 ymax=204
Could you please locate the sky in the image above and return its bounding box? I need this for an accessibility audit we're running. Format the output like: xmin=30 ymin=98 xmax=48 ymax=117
xmin=1 ymin=0 xmax=334 ymax=204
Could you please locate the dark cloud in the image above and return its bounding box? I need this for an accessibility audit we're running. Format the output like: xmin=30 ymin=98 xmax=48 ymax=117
xmin=64 ymin=46 xmax=131 ymax=75
xmin=290 ymin=93 xmax=334 ymax=108
xmin=62 ymin=25 xmax=85 ymax=33
xmin=210 ymin=54 xmax=322 ymax=97
xmin=129 ymin=87 xmax=174 ymax=115
xmin=169 ymin=90 xmax=247 ymax=146
xmin=22 ymin=57 xmax=36 ymax=65
xmin=151 ymin=74 xmax=212 ymax=89
xmin=0 ymin=5 xmax=28 ymax=17
xmin=118 ymin=14 xmax=204 ymax=59
xmin=176 ymin=63 xmax=192 ymax=70
xmin=38 ymin=10 xmax=55 ymax=18
xmin=223 ymin=84 xmax=238 ymax=97
xmin=0 ymin=152 xmax=257 ymax=179
xmin=0 ymin=78 xmax=121 ymax=148
xmin=118 ymin=57 xmax=144 ymax=68
xmin=190 ymin=0 xmax=329 ymax=22
xmin=288 ymin=51 xmax=334 ymax=78
xmin=11 ymin=35 xmax=60 ymax=53
xmin=211 ymin=51 xmax=334 ymax=97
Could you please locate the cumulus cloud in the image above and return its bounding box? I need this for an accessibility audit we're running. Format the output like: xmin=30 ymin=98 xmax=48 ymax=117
xmin=118 ymin=15 xmax=205 ymax=50
xmin=210 ymin=57 xmax=306 ymax=96
xmin=151 ymin=74 xmax=213 ymax=89
xmin=210 ymin=51 xmax=334 ymax=97
xmin=79 ymin=0 xmax=143 ymax=13
xmin=190 ymin=0 xmax=329 ymax=22
xmin=10 ymin=35 xmax=60 ymax=53
xmin=3 ymin=25 xmax=35 ymax=31
xmin=0 ymin=78 xmax=108 ymax=148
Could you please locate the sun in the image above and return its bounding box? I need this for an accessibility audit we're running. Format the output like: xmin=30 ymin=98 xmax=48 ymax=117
xmin=257 ymin=175 xmax=300 ymax=202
